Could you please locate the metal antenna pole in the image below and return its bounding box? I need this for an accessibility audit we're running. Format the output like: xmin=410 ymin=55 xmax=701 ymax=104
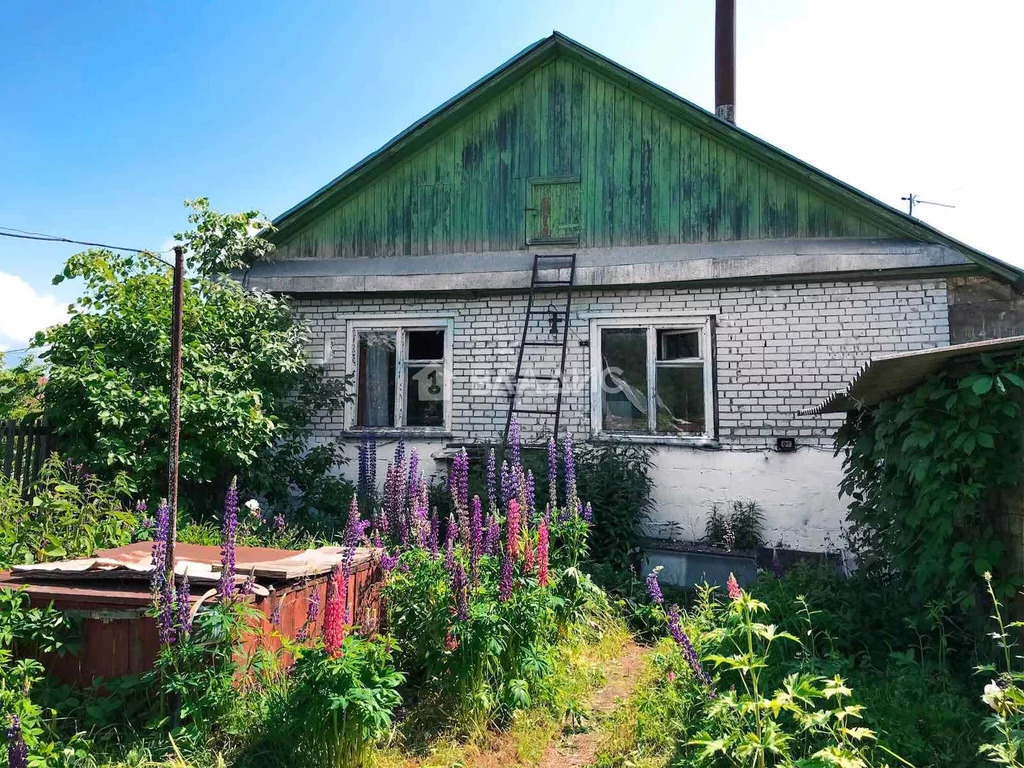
xmin=166 ymin=245 xmax=185 ymax=585
xmin=901 ymin=193 xmax=916 ymax=216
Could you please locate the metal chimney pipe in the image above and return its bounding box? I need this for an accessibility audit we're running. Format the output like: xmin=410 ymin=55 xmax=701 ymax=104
xmin=715 ymin=0 xmax=736 ymax=123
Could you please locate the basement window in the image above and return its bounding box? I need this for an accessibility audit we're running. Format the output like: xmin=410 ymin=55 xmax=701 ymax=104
xmin=589 ymin=316 xmax=715 ymax=440
xmin=347 ymin=317 xmax=453 ymax=432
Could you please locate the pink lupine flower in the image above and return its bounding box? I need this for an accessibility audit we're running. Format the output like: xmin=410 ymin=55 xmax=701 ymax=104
xmin=323 ymin=566 xmax=346 ymax=657
xmin=445 ymin=630 xmax=459 ymax=651
xmin=506 ymin=499 xmax=522 ymax=560
xmin=727 ymin=572 xmax=742 ymax=600
xmin=537 ymin=515 xmax=550 ymax=587
xmin=523 ymin=527 xmax=535 ymax=574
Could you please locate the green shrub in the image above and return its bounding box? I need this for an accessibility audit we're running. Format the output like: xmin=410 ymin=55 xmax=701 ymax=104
xmin=0 ymin=454 xmax=140 ymax=570
xmin=837 ymin=352 xmax=1024 ymax=617
xmin=0 ymin=588 xmax=83 ymax=765
xmin=276 ymin=637 xmax=403 ymax=768
xmin=575 ymin=442 xmax=653 ymax=571
xmin=704 ymin=500 xmax=765 ymax=550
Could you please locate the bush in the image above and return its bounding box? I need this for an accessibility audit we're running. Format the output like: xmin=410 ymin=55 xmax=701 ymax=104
xmin=0 ymin=454 xmax=141 ymax=570
xmin=277 ymin=637 xmax=404 ymax=767
xmin=575 ymin=442 xmax=653 ymax=571
xmin=704 ymin=499 xmax=765 ymax=550
xmin=837 ymin=352 xmax=1024 ymax=617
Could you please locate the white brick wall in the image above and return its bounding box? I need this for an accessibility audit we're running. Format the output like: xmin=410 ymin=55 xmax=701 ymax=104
xmin=293 ymin=276 xmax=949 ymax=451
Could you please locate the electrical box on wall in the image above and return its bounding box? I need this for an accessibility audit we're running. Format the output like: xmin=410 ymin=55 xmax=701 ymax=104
xmin=775 ymin=437 xmax=797 ymax=453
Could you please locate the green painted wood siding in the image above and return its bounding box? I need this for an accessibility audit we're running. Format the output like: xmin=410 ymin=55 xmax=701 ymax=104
xmin=277 ymin=55 xmax=882 ymax=260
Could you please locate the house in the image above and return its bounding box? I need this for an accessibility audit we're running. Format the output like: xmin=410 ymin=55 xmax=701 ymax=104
xmin=244 ymin=32 xmax=1024 ymax=553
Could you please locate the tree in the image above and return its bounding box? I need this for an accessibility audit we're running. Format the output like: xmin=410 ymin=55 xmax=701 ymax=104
xmin=0 ymin=353 xmax=46 ymax=422
xmin=35 ymin=199 xmax=352 ymax=518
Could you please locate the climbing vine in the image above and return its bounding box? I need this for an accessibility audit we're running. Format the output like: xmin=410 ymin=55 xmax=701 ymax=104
xmin=837 ymin=353 xmax=1024 ymax=616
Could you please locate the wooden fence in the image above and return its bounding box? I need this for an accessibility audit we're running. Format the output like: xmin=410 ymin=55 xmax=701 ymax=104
xmin=1 ymin=418 xmax=58 ymax=489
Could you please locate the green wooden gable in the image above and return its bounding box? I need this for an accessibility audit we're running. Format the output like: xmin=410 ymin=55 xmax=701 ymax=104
xmin=270 ymin=33 xmax=1019 ymax=283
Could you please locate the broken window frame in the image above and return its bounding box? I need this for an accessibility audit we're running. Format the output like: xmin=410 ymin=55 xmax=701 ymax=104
xmin=345 ymin=315 xmax=454 ymax=433
xmin=588 ymin=314 xmax=715 ymax=441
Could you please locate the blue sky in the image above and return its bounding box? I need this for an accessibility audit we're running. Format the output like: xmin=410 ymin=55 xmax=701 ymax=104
xmin=2 ymin=1 xmax=1022 ymax=352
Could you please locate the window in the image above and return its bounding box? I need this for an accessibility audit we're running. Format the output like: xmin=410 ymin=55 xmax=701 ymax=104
xmin=589 ymin=316 xmax=714 ymax=439
xmin=347 ymin=317 xmax=453 ymax=432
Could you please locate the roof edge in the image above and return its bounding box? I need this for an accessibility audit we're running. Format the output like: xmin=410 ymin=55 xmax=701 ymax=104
xmin=266 ymin=31 xmax=1023 ymax=286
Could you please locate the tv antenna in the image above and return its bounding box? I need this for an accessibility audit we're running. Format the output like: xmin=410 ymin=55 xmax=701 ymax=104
xmin=901 ymin=193 xmax=956 ymax=217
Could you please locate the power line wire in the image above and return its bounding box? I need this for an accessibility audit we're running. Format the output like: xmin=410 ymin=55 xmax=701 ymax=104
xmin=0 ymin=227 xmax=176 ymax=267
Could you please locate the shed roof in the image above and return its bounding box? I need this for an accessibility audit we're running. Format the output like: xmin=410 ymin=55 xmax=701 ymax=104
xmin=267 ymin=31 xmax=1022 ymax=285
xmin=804 ymin=335 xmax=1024 ymax=414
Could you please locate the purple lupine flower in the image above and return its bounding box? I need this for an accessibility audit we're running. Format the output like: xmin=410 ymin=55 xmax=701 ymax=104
xmin=296 ymin=588 xmax=322 ymax=642
xmin=448 ymin=559 xmax=469 ymax=621
xmin=6 ymin=714 xmax=28 ymax=768
xmin=269 ymin=602 xmax=282 ymax=626
xmin=158 ymin=579 xmax=176 ymax=646
xmin=407 ymin=449 xmax=419 ymax=503
xmin=241 ymin=570 xmax=256 ymax=595
xmin=176 ymin=572 xmax=192 ymax=638
xmin=486 ymin=513 xmax=501 ymax=555
xmin=445 ymin=513 xmax=459 ymax=550
xmin=358 ymin=434 xmax=370 ymax=501
xmin=381 ymin=463 xmax=397 ymax=539
xmin=583 ymin=501 xmax=593 ymax=524
xmin=526 ymin=470 xmax=536 ymax=521
xmin=428 ymin=509 xmax=440 ymax=556
xmin=537 ymin=515 xmax=550 ymax=587
xmin=547 ymin=437 xmax=558 ymax=510
xmin=498 ymin=552 xmax=514 ymax=602
xmin=486 ymin=448 xmax=497 ymax=513
xmin=218 ymin=477 xmax=239 ymax=601
xmin=273 ymin=513 xmax=286 ymax=533
xmin=444 ymin=536 xmax=455 ymax=573
xmin=514 ymin=463 xmax=528 ymax=512
xmin=380 ymin=550 xmax=400 ymax=572
xmin=668 ymin=604 xmax=714 ymax=690
xmin=368 ymin=433 xmax=377 ymax=494
xmin=150 ymin=499 xmax=170 ymax=598
xmin=563 ymin=435 xmax=579 ymax=518
xmin=469 ymin=494 xmax=483 ymax=580
xmin=500 ymin=460 xmax=514 ymax=507
xmin=393 ymin=439 xmax=406 ymax=474
xmin=508 ymin=417 xmax=522 ymax=468
xmin=449 ymin=448 xmax=469 ymax=515
xmin=645 ymin=568 xmax=664 ymax=605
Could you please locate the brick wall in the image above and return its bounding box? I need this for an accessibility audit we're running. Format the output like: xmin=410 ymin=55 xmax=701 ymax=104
xmin=293 ymin=276 xmax=949 ymax=450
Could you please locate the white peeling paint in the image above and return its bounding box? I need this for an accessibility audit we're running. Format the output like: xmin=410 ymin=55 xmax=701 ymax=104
xmin=644 ymin=446 xmax=848 ymax=552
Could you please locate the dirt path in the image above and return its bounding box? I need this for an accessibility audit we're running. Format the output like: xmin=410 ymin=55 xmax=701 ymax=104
xmin=537 ymin=641 xmax=649 ymax=768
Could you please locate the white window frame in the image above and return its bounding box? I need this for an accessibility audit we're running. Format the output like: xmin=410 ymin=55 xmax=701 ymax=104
xmin=588 ymin=314 xmax=715 ymax=443
xmin=345 ymin=315 xmax=455 ymax=434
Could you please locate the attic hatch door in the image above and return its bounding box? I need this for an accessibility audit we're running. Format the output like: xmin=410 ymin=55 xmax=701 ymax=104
xmin=526 ymin=177 xmax=581 ymax=245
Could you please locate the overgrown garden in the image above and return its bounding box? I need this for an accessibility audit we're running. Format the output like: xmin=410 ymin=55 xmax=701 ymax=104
xmin=3 ymin=202 xmax=1024 ymax=767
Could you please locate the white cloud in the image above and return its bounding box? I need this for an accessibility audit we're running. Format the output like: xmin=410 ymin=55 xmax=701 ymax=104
xmin=0 ymin=272 xmax=68 ymax=351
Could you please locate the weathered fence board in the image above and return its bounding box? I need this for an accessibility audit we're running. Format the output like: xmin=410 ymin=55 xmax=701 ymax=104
xmin=0 ymin=418 xmax=58 ymax=489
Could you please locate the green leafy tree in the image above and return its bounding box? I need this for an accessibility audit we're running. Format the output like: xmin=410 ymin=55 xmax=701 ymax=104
xmin=35 ymin=199 xmax=351 ymax=516
xmin=0 ymin=352 xmax=46 ymax=422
